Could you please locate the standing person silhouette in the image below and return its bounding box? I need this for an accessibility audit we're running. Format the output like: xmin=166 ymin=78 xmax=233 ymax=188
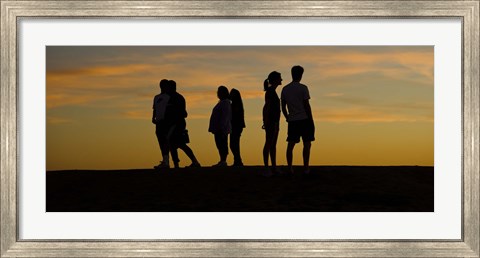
xmin=281 ymin=65 xmax=315 ymax=175
xmin=229 ymin=88 xmax=245 ymax=167
xmin=208 ymin=86 xmax=232 ymax=167
xmin=152 ymin=79 xmax=171 ymax=169
xmin=164 ymin=80 xmax=201 ymax=169
xmin=262 ymin=71 xmax=282 ymax=176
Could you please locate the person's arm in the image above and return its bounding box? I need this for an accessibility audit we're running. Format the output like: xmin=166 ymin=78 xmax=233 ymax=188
xmin=304 ymin=99 xmax=313 ymax=121
xmin=180 ymin=95 xmax=188 ymax=118
xmin=208 ymin=106 xmax=217 ymax=133
xmin=281 ymin=99 xmax=289 ymax=121
xmin=263 ymin=93 xmax=271 ymax=125
xmin=303 ymin=86 xmax=314 ymax=123
xmin=152 ymin=98 xmax=156 ymax=124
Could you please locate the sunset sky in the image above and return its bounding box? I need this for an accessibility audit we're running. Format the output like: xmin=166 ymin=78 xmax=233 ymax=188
xmin=46 ymin=46 xmax=433 ymax=170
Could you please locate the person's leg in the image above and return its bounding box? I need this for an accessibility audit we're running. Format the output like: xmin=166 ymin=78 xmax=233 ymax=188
xmin=220 ymin=133 xmax=229 ymax=162
xmin=169 ymin=145 xmax=179 ymax=168
xmin=301 ymin=118 xmax=315 ymax=174
xmin=156 ymin=125 xmax=166 ymax=156
xmin=214 ymin=133 xmax=228 ymax=163
xmin=155 ymin=125 xmax=164 ymax=166
xmin=286 ymin=141 xmax=296 ymax=173
xmin=286 ymin=121 xmax=300 ymax=173
xmin=153 ymin=125 xmax=171 ymax=169
xmin=303 ymin=141 xmax=311 ymax=173
xmin=160 ymin=139 xmax=168 ymax=160
xmin=230 ymin=129 xmax=242 ymax=165
xmin=229 ymin=133 xmax=235 ymax=161
xmin=214 ymin=134 xmax=222 ymax=162
xmin=166 ymin=125 xmax=179 ymax=168
xmin=157 ymin=125 xmax=170 ymax=166
xmin=270 ymin=126 xmax=279 ymax=170
xmin=235 ymin=129 xmax=243 ymax=165
xmin=263 ymin=129 xmax=272 ymax=168
xmin=178 ymin=143 xmax=200 ymax=165
xmin=155 ymin=125 xmax=163 ymax=154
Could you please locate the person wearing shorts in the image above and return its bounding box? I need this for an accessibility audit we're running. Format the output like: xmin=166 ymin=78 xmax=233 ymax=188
xmin=287 ymin=119 xmax=315 ymax=143
xmin=281 ymin=65 xmax=315 ymax=175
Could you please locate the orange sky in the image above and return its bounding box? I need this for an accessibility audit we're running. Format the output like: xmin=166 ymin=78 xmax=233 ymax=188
xmin=46 ymin=46 xmax=433 ymax=170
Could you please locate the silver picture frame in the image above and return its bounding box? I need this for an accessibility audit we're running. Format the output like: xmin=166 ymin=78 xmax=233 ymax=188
xmin=1 ymin=1 xmax=479 ymax=257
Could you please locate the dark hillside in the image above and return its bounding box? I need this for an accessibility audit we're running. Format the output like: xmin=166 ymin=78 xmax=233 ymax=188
xmin=47 ymin=166 xmax=433 ymax=212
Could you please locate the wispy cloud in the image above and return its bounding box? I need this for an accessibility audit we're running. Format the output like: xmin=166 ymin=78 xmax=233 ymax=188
xmin=46 ymin=46 xmax=433 ymax=126
xmin=47 ymin=116 xmax=75 ymax=125
xmin=46 ymin=93 xmax=118 ymax=109
xmin=314 ymin=107 xmax=433 ymax=123
xmin=275 ymin=47 xmax=434 ymax=86
xmin=121 ymin=111 xmax=151 ymax=120
xmin=324 ymin=92 xmax=344 ymax=97
xmin=48 ymin=63 xmax=157 ymax=77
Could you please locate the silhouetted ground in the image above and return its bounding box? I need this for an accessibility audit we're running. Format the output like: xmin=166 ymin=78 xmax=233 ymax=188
xmin=46 ymin=166 xmax=433 ymax=212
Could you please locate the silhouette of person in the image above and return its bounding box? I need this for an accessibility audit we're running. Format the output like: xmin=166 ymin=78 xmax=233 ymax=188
xmin=281 ymin=65 xmax=315 ymax=175
xmin=262 ymin=71 xmax=282 ymax=176
xmin=164 ymin=80 xmax=201 ymax=169
xmin=208 ymin=86 xmax=232 ymax=167
xmin=152 ymin=79 xmax=171 ymax=169
xmin=229 ymin=88 xmax=245 ymax=167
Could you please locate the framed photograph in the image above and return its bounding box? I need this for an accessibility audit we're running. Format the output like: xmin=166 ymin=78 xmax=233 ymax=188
xmin=1 ymin=0 xmax=479 ymax=257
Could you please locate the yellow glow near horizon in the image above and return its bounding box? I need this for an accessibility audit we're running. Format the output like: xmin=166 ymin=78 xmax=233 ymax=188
xmin=46 ymin=46 xmax=433 ymax=170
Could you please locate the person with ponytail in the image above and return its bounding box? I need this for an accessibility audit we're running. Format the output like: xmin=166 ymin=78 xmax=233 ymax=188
xmin=262 ymin=71 xmax=282 ymax=176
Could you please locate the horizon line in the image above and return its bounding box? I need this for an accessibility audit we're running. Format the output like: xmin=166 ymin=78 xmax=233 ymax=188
xmin=47 ymin=164 xmax=434 ymax=172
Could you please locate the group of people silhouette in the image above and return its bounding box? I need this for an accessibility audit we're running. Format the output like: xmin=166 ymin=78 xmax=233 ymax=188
xmin=152 ymin=65 xmax=315 ymax=175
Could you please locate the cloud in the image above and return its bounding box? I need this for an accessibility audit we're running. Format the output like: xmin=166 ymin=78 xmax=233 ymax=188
xmin=47 ymin=116 xmax=75 ymax=125
xmin=46 ymin=93 xmax=118 ymax=109
xmin=314 ymin=107 xmax=433 ymax=123
xmin=121 ymin=111 xmax=151 ymax=120
xmin=48 ymin=64 xmax=156 ymax=77
xmin=267 ymin=47 xmax=434 ymax=86
xmin=324 ymin=92 xmax=344 ymax=97
xmin=46 ymin=46 xmax=433 ymax=125
xmin=320 ymin=93 xmax=433 ymax=111
xmin=46 ymin=57 xmax=267 ymax=110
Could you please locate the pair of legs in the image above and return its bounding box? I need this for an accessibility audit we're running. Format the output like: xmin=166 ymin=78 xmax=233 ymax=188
xmin=155 ymin=123 xmax=170 ymax=167
xmin=170 ymin=142 xmax=200 ymax=168
xmin=230 ymin=128 xmax=243 ymax=166
xmin=286 ymin=119 xmax=315 ymax=173
xmin=168 ymin=124 xmax=200 ymax=168
xmin=214 ymin=133 xmax=229 ymax=164
xmin=263 ymin=124 xmax=279 ymax=172
xmin=286 ymin=141 xmax=311 ymax=173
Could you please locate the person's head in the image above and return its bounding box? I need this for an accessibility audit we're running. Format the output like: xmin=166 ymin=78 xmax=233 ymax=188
xmin=291 ymin=65 xmax=304 ymax=81
xmin=229 ymin=88 xmax=243 ymax=105
xmin=263 ymin=71 xmax=282 ymax=91
xmin=166 ymin=80 xmax=177 ymax=94
xmin=217 ymin=86 xmax=229 ymax=100
xmin=159 ymin=79 xmax=169 ymax=93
